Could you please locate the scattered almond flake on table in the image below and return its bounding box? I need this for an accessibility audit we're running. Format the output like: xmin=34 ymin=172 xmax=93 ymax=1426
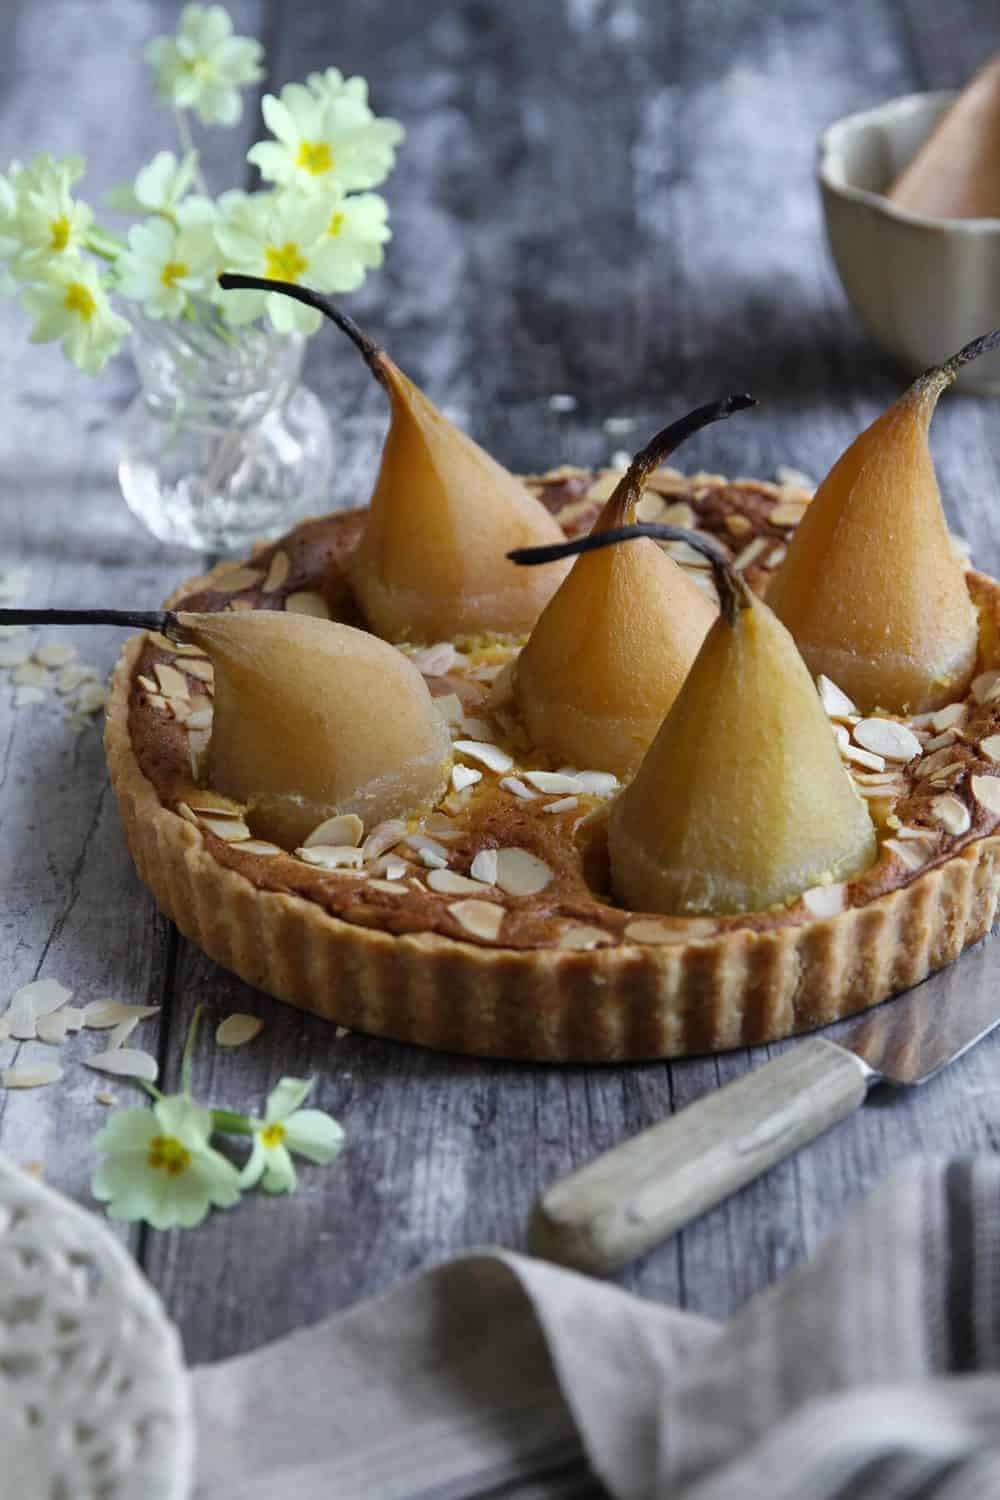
xmin=33 ymin=640 xmax=76 ymax=668
xmin=107 ymin=1017 xmax=142 ymax=1049
xmin=56 ymin=662 xmax=97 ymax=694
xmin=83 ymin=1048 xmax=159 ymax=1082
xmin=215 ymin=1013 xmax=264 ymax=1047
xmin=36 ymin=1011 xmax=79 ymax=1045
xmin=0 ymin=641 xmax=29 ymax=667
xmin=95 ymin=1090 xmax=117 ymax=1106
xmin=12 ymin=661 xmax=46 ymax=687
xmin=453 ymin=739 xmax=514 ymax=773
xmin=6 ymin=978 xmax=74 ymax=1040
xmin=2 ymin=1062 xmax=63 ymax=1089
xmin=74 ymin=683 xmax=107 ymax=715
xmin=14 ymin=685 xmax=45 ymax=708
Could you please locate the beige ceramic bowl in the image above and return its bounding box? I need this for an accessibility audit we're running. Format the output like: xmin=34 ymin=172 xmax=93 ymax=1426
xmin=819 ymin=91 xmax=1000 ymax=394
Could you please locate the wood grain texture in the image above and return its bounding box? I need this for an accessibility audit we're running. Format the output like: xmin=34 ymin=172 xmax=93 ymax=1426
xmin=3 ymin=0 xmax=1000 ymax=1372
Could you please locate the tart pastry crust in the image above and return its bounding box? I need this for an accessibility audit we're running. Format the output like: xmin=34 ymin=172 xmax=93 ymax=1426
xmin=105 ymin=471 xmax=1000 ymax=1061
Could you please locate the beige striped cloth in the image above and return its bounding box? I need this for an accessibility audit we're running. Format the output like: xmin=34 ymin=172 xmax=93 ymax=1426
xmin=193 ymin=1157 xmax=1000 ymax=1500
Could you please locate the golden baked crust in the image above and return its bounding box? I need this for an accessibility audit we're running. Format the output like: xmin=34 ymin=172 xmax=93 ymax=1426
xmin=104 ymin=468 xmax=1000 ymax=1061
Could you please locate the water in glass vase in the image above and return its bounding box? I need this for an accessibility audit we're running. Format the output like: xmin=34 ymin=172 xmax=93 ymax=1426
xmin=118 ymin=313 xmax=334 ymax=553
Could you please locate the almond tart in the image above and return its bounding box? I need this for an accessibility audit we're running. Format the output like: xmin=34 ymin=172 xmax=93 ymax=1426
xmin=105 ymin=458 xmax=1000 ymax=1063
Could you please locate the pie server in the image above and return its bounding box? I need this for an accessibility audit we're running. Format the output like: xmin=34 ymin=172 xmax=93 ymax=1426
xmin=530 ymin=932 xmax=1000 ymax=1274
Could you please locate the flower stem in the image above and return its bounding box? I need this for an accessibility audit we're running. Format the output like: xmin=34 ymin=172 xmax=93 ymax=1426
xmin=86 ymin=226 xmax=127 ymax=262
xmin=174 ymin=108 xmax=210 ymax=196
xmin=211 ymin=1108 xmax=255 ymax=1136
xmin=181 ymin=1002 xmax=203 ymax=1096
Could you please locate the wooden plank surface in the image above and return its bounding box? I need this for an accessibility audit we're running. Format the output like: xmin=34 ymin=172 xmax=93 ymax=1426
xmin=3 ymin=0 xmax=1000 ymax=1371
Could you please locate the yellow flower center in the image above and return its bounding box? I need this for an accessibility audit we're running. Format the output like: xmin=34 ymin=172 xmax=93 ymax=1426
xmin=148 ymin=1135 xmax=191 ymax=1176
xmin=161 ymin=260 xmax=187 ymax=288
xmin=264 ymin=242 xmax=308 ymax=282
xmin=63 ymin=282 xmax=96 ymax=321
xmin=296 ymin=140 xmax=333 ymax=176
xmin=182 ymin=55 xmax=212 ymax=79
xmin=327 ymin=211 xmax=345 ymax=237
xmin=50 ymin=215 xmax=71 ymax=252
xmin=261 ymin=1123 xmax=287 ymax=1148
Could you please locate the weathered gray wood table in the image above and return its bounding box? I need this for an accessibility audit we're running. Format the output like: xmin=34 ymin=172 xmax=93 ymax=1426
xmin=2 ymin=0 xmax=1000 ymax=1366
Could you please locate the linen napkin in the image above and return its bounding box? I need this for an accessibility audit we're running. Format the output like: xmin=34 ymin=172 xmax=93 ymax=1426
xmin=192 ymin=1155 xmax=1000 ymax=1500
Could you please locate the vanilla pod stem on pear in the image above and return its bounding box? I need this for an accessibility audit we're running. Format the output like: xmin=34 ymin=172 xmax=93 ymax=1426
xmin=218 ymin=273 xmax=573 ymax=641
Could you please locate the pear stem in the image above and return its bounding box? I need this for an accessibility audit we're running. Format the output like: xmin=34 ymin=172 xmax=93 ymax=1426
xmin=914 ymin=326 xmax=1000 ymax=398
xmin=601 ymin=395 xmax=757 ymax=527
xmin=0 ymin=608 xmax=178 ymax=635
xmin=217 ymin=274 xmax=383 ymax=375
xmin=508 ymin=522 xmax=753 ymax=625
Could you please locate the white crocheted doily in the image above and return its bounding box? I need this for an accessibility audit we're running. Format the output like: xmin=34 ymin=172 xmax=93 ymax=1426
xmin=0 ymin=1155 xmax=193 ymax=1500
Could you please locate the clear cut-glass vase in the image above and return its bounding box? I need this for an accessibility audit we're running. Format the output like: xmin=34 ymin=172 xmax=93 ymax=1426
xmin=118 ymin=312 xmax=334 ymax=553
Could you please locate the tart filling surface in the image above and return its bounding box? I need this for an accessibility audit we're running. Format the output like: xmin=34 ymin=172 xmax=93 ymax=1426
xmin=107 ymin=464 xmax=1000 ymax=1058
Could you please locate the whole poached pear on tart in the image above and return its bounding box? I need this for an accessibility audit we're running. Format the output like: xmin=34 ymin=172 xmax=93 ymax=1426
xmin=88 ymin=301 xmax=1000 ymax=1060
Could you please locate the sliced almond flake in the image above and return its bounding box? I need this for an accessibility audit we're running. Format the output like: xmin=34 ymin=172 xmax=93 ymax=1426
xmin=3 ymin=1062 xmax=62 ymax=1089
xmin=575 ymin=770 xmax=619 ymax=797
xmin=174 ymin=640 xmax=205 ymax=656
xmin=500 ymin=776 xmax=537 ymax=800
xmin=458 ymin=715 xmax=496 ymax=743
xmin=36 ymin=1012 xmax=75 ymax=1045
xmin=154 ymin=662 xmax=189 ymax=700
xmin=776 ymin=465 xmax=816 ymax=491
xmin=234 ymin=839 xmax=283 ymax=856
xmin=75 ymin=683 xmax=107 ymax=715
xmin=851 ymin=769 xmax=901 ymax=786
xmin=928 ymin=794 xmax=971 ymax=836
xmin=213 ymin=566 xmax=264 ymax=593
xmin=363 ymin=819 xmax=407 ymax=860
xmin=923 ymin=729 xmax=958 ymax=754
xmin=262 ymin=550 xmax=290 ymax=593
xmin=817 ymin=675 xmax=858 ymax=719
xmin=145 ymin=630 xmax=177 ymax=652
xmin=304 ymin=813 xmax=364 ymax=849
xmin=524 ymin=771 xmax=582 ymax=794
xmin=108 ymin=1016 xmax=140 ymax=1049
xmin=200 ymin=815 xmax=252 ymax=841
xmin=185 ymin=706 xmax=213 ymax=730
xmin=33 ymin=641 xmax=76 ymax=668
xmin=892 ymin=824 xmax=936 ymax=841
xmin=177 ymin=802 xmax=199 ymax=826
xmin=585 ymin=472 xmax=620 ymax=503
xmin=0 ymin=1018 xmax=10 ymax=1040
xmin=765 ymin=545 xmax=787 ymax=569
xmin=433 ymin=692 xmax=464 ymax=726
xmin=285 ymin=590 xmax=329 ymax=619
xmin=406 ymin=833 xmax=449 ymax=862
xmin=972 ymin=669 xmax=1000 ymax=705
xmin=13 ymin=661 xmax=46 ymax=686
xmin=14 ymin=685 xmax=45 ymax=707
xmin=855 ymin=782 xmax=903 ymax=800
xmin=971 ymin=774 xmax=1000 ymax=816
xmin=411 ymin=642 xmax=459 ymax=676
xmin=932 ymin=702 xmax=967 ymax=733
xmin=296 ymin=844 xmax=365 ymax=869
xmin=543 ymin=795 xmax=579 ymax=814
xmin=769 ymin=500 xmax=810 ymax=527
xmin=427 ymin=868 xmax=493 ymax=896
xmin=980 ymin=734 xmax=1000 ymax=763
xmin=96 ymin=1090 xmax=117 ymax=1106
xmin=182 ymin=659 xmax=213 ymax=682
xmin=494 ymin=847 xmax=552 ymax=896
xmin=82 ymin=1001 xmax=160 ymax=1030
xmin=424 ymin=812 xmax=461 ymax=840
xmin=853 ymin=719 xmax=921 ymax=764
xmin=908 ymin=710 xmax=937 ymax=728
xmin=802 ymin=883 xmax=847 ymax=917
xmin=558 ymin=925 xmax=614 ymax=949
xmin=185 ymin=790 xmax=245 ymax=816
xmin=733 ymin=537 xmax=768 ymax=571
xmin=724 ymin=512 xmax=752 ymax=537
xmin=6 ymin=978 xmax=73 ymax=1039
xmin=0 ymin=642 xmax=30 ymax=667
xmin=635 ymin=492 xmax=665 ymax=522
xmin=916 ymin=747 xmax=965 ymax=781
xmin=84 ymin=1048 xmax=159 ymax=1082
xmin=168 ymin=698 xmax=191 ymax=723
xmin=661 ymin=501 xmax=696 ymax=526
xmin=664 ymin=539 xmax=712 ymax=570
xmin=367 ymin=877 xmax=405 ymax=893
xmin=449 ymin=899 xmax=505 ymax=941
xmin=462 ymin=850 xmax=496 ymax=888
xmin=842 ymin=742 xmax=886 ymax=772
xmin=624 ymin=917 xmax=713 ymax=943
xmin=453 ymin=739 xmax=514 ymax=773
xmin=452 ymin=764 xmax=482 ymax=792
xmin=139 ymin=673 xmax=160 ymax=694
xmin=145 ymin=692 xmax=169 ymax=712
xmin=884 ymin=838 xmax=926 ymax=872
xmin=382 ymin=855 xmax=409 ymax=880
xmin=216 ymin=1013 xmax=264 ymax=1047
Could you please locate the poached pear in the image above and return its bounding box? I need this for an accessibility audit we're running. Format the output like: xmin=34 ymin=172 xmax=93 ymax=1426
xmin=511 ymin=397 xmax=754 ymax=778
xmin=177 ymin=610 xmax=451 ymax=848
xmin=766 ymin=330 xmax=1000 ymax=714
xmin=888 ymin=55 xmax=1000 ymax=219
xmin=219 ymin=274 xmax=570 ymax=642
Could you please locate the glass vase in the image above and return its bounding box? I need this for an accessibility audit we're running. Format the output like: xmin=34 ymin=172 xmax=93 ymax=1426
xmin=117 ymin=313 xmax=334 ymax=553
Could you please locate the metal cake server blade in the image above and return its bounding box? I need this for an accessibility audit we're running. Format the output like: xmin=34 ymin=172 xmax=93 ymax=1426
xmin=530 ymin=934 xmax=1000 ymax=1275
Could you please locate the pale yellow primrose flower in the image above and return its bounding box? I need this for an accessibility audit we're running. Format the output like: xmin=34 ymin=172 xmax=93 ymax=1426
xmin=107 ymin=149 xmax=202 ymax=220
xmin=116 ymin=216 xmax=219 ymax=319
xmin=322 ymin=191 xmax=391 ymax=291
xmin=22 ymin=258 xmax=129 ymax=374
xmin=93 ymin=1094 xmax=242 ymax=1230
xmin=306 ymin=67 xmax=371 ymax=113
xmin=248 ymin=81 xmax=404 ymax=194
xmin=145 ymin=3 xmax=264 ymax=126
xmin=7 ymin=153 xmax=93 ymax=276
xmin=239 ymin=1077 xmax=345 ymax=1195
xmin=215 ymin=188 xmax=347 ymax=332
